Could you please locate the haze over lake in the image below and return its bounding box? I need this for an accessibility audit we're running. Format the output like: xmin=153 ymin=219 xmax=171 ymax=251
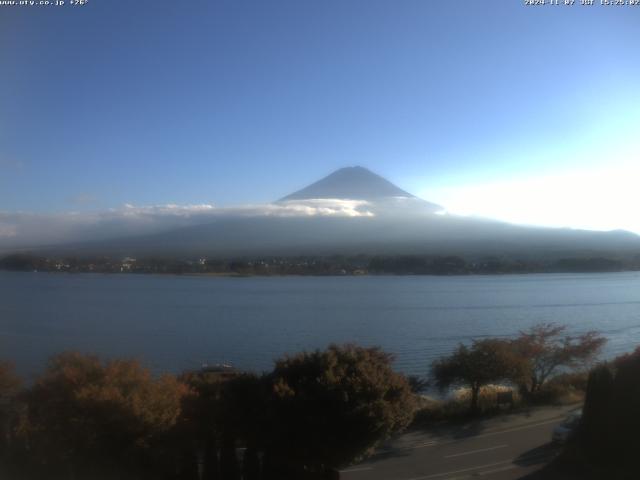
xmin=2 ymin=271 xmax=640 ymax=380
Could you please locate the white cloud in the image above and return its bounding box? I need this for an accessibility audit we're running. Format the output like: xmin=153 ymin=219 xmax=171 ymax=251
xmin=0 ymin=199 xmax=374 ymax=249
xmin=0 ymin=224 xmax=17 ymax=238
xmin=113 ymin=199 xmax=373 ymax=219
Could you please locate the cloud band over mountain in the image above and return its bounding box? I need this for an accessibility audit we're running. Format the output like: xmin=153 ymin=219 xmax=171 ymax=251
xmin=2 ymin=167 xmax=638 ymax=258
xmin=0 ymin=199 xmax=375 ymax=249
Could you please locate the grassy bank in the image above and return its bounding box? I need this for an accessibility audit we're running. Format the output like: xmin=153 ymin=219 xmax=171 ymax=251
xmin=412 ymin=372 xmax=587 ymax=428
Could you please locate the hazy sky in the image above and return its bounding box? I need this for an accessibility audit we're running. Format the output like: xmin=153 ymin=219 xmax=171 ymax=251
xmin=1 ymin=1 xmax=639 ymax=232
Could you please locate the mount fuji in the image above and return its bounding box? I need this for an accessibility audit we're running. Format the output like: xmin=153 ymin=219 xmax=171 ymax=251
xmin=9 ymin=166 xmax=640 ymax=259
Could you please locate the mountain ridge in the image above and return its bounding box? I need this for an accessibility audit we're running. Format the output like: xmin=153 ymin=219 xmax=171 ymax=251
xmin=4 ymin=166 xmax=640 ymax=259
xmin=282 ymin=166 xmax=417 ymax=200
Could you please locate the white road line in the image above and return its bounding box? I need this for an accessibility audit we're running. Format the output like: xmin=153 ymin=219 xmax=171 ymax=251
xmin=402 ymin=452 xmax=555 ymax=480
xmin=339 ymin=466 xmax=373 ymax=473
xmin=406 ymin=416 xmax=562 ymax=451
xmin=470 ymin=418 xmax=561 ymax=440
xmin=404 ymin=459 xmax=513 ymax=480
xmin=412 ymin=441 xmax=438 ymax=449
xmin=477 ymin=464 xmax=518 ymax=475
xmin=443 ymin=444 xmax=508 ymax=459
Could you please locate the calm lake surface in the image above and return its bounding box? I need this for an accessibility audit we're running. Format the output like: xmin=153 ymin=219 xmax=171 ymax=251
xmin=2 ymin=271 xmax=640 ymax=379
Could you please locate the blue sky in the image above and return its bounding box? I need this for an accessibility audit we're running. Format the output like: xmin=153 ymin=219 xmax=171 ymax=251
xmin=1 ymin=0 xmax=639 ymax=232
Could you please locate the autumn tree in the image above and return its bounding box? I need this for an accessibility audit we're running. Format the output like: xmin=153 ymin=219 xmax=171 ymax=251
xmin=265 ymin=344 xmax=416 ymax=478
xmin=581 ymin=363 xmax=615 ymax=461
xmin=0 ymin=362 xmax=21 ymax=398
xmin=219 ymin=374 xmax=268 ymax=480
xmin=178 ymin=369 xmax=227 ymax=480
xmin=0 ymin=361 xmax=21 ymax=456
xmin=407 ymin=375 xmax=430 ymax=393
xmin=178 ymin=368 xmax=266 ymax=480
xmin=22 ymin=352 xmax=187 ymax=479
xmin=432 ymin=339 xmax=526 ymax=413
xmin=511 ymin=323 xmax=606 ymax=394
xmin=580 ymin=347 xmax=640 ymax=468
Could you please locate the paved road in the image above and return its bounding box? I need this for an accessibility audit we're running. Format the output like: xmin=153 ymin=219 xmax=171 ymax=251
xmin=340 ymin=405 xmax=578 ymax=480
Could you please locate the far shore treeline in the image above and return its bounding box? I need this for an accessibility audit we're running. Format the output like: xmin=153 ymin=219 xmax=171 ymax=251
xmin=2 ymin=252 xmax=640 ymax=276
xmin=0 ymin=324 xmax=614 ymax=480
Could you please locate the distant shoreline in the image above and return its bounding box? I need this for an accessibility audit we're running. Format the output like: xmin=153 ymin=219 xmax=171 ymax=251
xmin=2 ymin=252 xmax=639 ymax=277
xmin=2 ymin=269 xmax=639 ymax=278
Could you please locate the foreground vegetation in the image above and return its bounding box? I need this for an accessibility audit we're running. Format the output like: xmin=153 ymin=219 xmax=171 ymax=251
xmin=539 ymin=346 xmax=640 ymax=480
xmin=0 ymin=324 xmax=606 ymax=479
xmin=0 ymin=345 xmax=415 ymax=480
xmin=430 ymin=324 xmax=604 ymax=413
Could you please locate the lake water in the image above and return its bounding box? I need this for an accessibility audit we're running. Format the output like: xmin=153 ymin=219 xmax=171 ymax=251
xmin=2 ymin=271 xmax=640 ymax=380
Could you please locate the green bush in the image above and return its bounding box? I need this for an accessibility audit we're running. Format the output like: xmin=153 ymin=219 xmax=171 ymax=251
xmin=265 ymin=344 xmax=416 ymax=475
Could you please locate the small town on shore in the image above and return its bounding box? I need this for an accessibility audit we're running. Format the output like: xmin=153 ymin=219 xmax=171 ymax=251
xmin=2 ymin=253 xmax=639 ymax=276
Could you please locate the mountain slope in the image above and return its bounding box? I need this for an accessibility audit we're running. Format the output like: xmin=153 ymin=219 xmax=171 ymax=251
xmin=280 ymin=166 xmax=443 ymax=215
xmin=19 ymin=167 xmax=640 ymax=259
xmin=43 ymin=211 xmax=640 ymax=259
xmin=283 ymin=166 xmax=413 ymax=199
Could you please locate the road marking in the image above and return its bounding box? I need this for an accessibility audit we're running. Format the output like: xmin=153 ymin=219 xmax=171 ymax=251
xmin=349 ymin=414 xmax=567 ymax=477
xmin=443 ymin=444 xmax=508 ymax=459
xmin=477 ymin=464 xmax=518 ymax=475
xmin=405 ymin=417 xmax=563 ymax=451
xmin=412 ymin=441 xmax=438 ymax=449
xmin=401 ymin=451 xmax=556 ymax=480
xmin=339 ymin=466 xmax=373 ymax=473
xmin=470 ymin=418 xmax=561 ymax=440
xmin=404 ymin=459 xmax=513 ymax=479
